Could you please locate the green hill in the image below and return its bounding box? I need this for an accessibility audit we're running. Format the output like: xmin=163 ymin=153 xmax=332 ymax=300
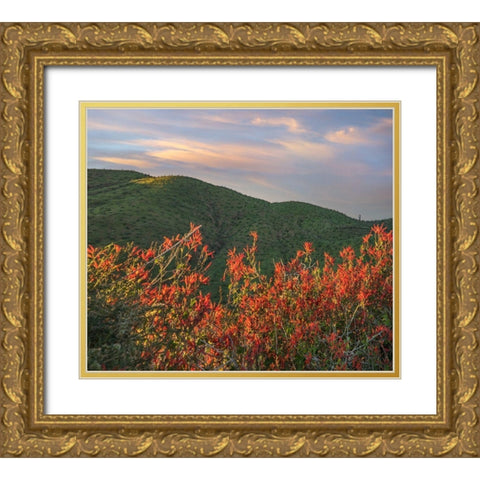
xmin=88 ymin=168 xmax=392 ymax=298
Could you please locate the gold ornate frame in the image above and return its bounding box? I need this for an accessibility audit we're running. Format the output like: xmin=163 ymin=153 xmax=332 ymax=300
xmin=0 ymin=22 xmax=478 ymax=457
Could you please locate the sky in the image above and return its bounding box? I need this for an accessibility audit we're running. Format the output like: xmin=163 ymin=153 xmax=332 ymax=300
xmin=87 ymin=107 xmax=393 ymax=220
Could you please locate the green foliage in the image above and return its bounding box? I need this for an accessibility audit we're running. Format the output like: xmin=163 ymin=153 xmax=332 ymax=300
xmin=88 ymin=168 xmax=392 ymax=300
xmin=88 ymin=225 xmax=393 ymax=372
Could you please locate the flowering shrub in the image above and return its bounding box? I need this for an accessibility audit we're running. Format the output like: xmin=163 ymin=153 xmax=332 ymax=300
xmin=88 ymin=224 xmax=393 ymax=371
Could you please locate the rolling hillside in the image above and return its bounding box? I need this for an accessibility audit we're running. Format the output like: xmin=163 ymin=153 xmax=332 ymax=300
xmin=88 ymin=168 xmax=393 ymax=298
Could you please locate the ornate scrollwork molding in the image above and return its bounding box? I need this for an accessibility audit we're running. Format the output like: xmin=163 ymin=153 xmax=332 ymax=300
xmin=1 ymin=23 xmax=478 ymax=457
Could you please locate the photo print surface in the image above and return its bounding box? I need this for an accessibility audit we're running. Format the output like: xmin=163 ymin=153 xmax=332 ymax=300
xmin=83 ymin=102 xmax=398 ymax=375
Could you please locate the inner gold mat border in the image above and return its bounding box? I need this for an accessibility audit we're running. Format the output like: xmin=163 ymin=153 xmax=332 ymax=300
xmin=79 ymin=101 xmax=400 ymax=378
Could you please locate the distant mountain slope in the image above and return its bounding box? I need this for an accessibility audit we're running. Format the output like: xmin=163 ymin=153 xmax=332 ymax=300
xmin=88 ymin=168 xmax=393 ymax=297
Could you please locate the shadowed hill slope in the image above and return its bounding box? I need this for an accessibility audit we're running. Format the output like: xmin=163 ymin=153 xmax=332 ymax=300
xmin=88 ymin=168 xmax=393 ymax=298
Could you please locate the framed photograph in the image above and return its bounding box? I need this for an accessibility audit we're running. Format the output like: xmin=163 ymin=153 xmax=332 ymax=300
xmin=81 ymin=100 xmax=399 ymax=377
xmin=0 ymin=22 xmax=478 ymax=457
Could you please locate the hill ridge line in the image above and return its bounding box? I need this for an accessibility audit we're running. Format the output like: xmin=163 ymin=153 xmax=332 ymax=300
xmin=87 ymin=168 xmax=391 ymax=223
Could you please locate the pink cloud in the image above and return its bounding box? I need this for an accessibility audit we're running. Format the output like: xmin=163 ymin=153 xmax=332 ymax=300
xmin=272 ymin=139 xmax=335 ymax=159
xmin=87 ymin=119 xmax=164 ymax=138
xmin=251 ymin=116 xmax=307 ymax=133
xmin=200 ymin=113 xmax=246 ymax=126
xmin=136 ymin=138 xmax=285 ymax=173
xmin=324 ymin=126 xmax=370 ymax=145
xmin=92 ymin=156 xmax=157 ymax=170
xmin=370 ymin=117 xmax=394 ymax=134
xmin=325 ymin=117 xmax=393 ymax=145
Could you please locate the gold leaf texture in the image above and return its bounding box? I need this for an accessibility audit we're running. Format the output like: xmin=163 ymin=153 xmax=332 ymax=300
xmin=0 ymin=23 xmax=479 ymax=457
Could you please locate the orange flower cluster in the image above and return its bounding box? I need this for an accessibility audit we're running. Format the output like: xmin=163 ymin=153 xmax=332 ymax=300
xmin=87 ymin=223 xmax=393 ymax=371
